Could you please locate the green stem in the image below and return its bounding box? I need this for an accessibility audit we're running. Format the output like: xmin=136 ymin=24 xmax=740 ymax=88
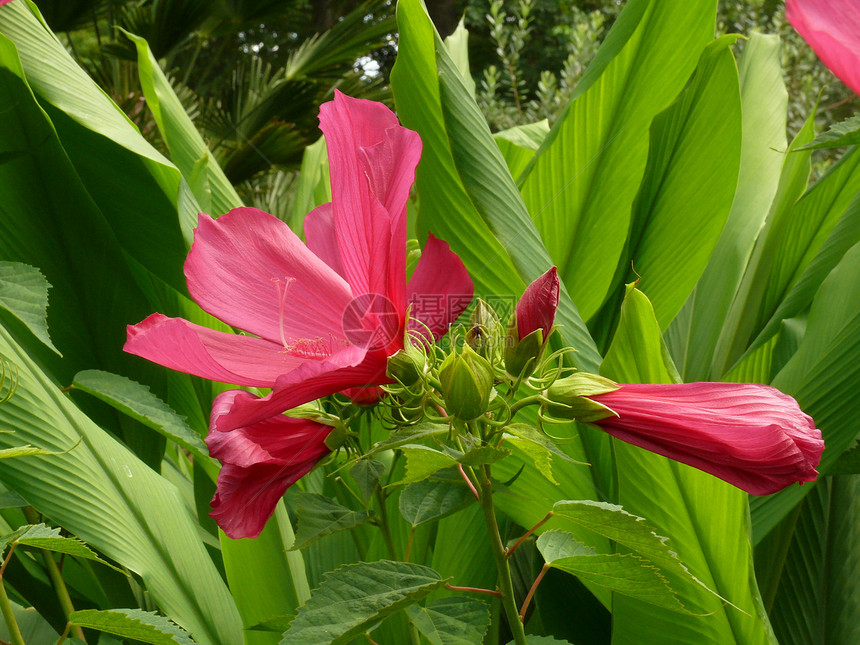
xmin=0 ymin=572 xmax=25 ymax=645
xmin=476 ymin=465 xmax=528 ymax=645
xmin=23 ymin=509 xmax=86 ymax=643
xmin=509 ymin=394 xmax=542 ymax=417
xmin=374 ymin=490 xmax=398 ymax=561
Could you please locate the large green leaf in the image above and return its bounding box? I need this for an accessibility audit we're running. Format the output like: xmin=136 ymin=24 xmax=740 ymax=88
xmin=712 ymin=111 xmax=817 ymax=378
xmin=0 ymin=0 xmax=191 ymax=285
xmin=750 ymin=240 xmax=860 ymax=540
xmin=600 ymin=287 xmax=774 ymax=644
xmin=0 ymin=324 xmax=242 ymax=645
xmin=406 ymin=597 xmax=490 ymax=645
xmin=757 ymin=145 xmax=860 ymax=341
xmin=390 ymin=0 xmax=600 ymax=373
xmin=767 ymin=476 xmax=860 ymax=645
xmin=612 ymin=36 xmax=741 ymax=330
xmin=667 ymin=33 xmax=788 ymax=381
xmin=220 ymin=503 xmax=310 ymax=645
xmin=519 ymin=0 xmax=715 ymax=322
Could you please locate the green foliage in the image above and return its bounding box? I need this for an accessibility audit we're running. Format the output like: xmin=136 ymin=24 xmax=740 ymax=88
xmin=280 ymin=560 xmax=448 ymax=644
xmin=0 ymin=262 xmax=60 ymax=355
xmin=69 ymin=608 xmax=197 ymax=644
xmin=406 ymin=597 xmax=491 ymax=645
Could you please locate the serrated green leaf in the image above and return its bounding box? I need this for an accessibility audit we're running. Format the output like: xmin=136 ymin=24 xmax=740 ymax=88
xmin=397 ymin=445 xmax=457 ymax=484
xmin=0 ymin=261 xmax=60 ymax=355
xmin=291 ymin=492 xmax=372 ymax=551
xmin=280 ymin=560 xmax=447 ymax=644
xmin=537 ymin=530 xmax=686 ymax=613
xmin=798 ymin=113 xmax=860 ymax=150
xmin=9 ymin=523 xmax=122 ymax=572
xmin=350 ymin=459 xmax=386 ymax=503
xmin=406 ymin=597 xmax=490 ymax=645
xmin=456 ymin=444 xmax=511 ymax=467
xmin=399 ymin=478 xmax=474 ymax=527
xmin=504 ymin=637 xmax=573 ymax=645
xmin=72 ymin=370 xmax=217 ymax=480
xmin=69 ymin=609 xmax=196 ymax=645
xmin=550 ymin=501 xmax=680 ymax=573
xmin=502 ymin=423 xmax=584 ymax=485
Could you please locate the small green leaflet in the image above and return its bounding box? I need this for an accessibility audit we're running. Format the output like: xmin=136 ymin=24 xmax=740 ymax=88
xmin=0 ymin=523 xmax=122 ymax=572
xmin=365 ymin=422 xmax=449 ymax=455
xmin=798 ymin=113 xmax=860 ymax=150
xmin=536 ymin=530 xmax=686 ymax=612
xmin=280 ymin=560 xmax=448 ymax=644
xmin=399 ymin=478 xmax=474 ymax=527
xmin=406 ymin=597 xmax=490 ymax=645
xmin=69 ymin=609 xmax=196 ymax=644
xmin=502 ymin=423 xmax=584 ymax=485
xmin=291 ymin=492 xmax=372 ymax=551
xmin=72 ymin=370 xmax=218 ymax=479
xmin=0 ymin=261 xmax=61 ymax=355
xmin=349 ymin=459 xmax=386 ymax=502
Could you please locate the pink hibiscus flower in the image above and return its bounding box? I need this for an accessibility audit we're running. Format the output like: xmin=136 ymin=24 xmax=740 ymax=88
xmin=590 ymin=382 xmax=824 ymax=495
xmin=125 ymin=92 xmax=472 ymax=536
xmin=787 ymin=0 xmax=860 ymax=95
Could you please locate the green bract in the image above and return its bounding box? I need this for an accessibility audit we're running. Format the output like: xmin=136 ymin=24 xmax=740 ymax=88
xmin=543 ymin=372 xmax=620 ymax=422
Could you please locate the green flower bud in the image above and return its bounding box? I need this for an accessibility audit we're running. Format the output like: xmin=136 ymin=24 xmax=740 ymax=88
xmin=386 ymin=343 xmax=426 ymax=386
xmin=439 ymin=344 xmax=495 ymax=421
xmin=543 ymin=372 xmax=620 ymax=422
xmin=466 ymin=299 xmax=503 ymax=362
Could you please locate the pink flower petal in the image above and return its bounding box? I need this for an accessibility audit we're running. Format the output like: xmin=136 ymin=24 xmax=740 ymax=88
xmin=124 ymin=314 xmax=306 ymax=387
xmin=212 ymin=346 xmax=387 ymax=432
xmin=787 ymin=0 xmax=860 ymax=95
xmin=185 ymin=208 xmax=354 ymax=346
xmin=319 ymin=91 xmax=421 ymax=304
xmin=206 ymin=402 xmax=332 ymax=538
xmin=592 ymin=382 xmax=824 ymax=495
xmin=516 ymin=267 xmax=559 ymax=340
xmin=407 ymin=234 xmax=474 ymax=341
xmin=303 ymin=202 xmax=345 ymax=278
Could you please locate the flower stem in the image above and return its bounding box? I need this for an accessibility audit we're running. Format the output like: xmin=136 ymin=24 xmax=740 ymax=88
xmin=519 ymin=564 xmax=549 ymax=620
xmin=506 ymin=511 xmax=553 ymax=558
xmin=374 ymin=490 xmax=398 ymax=561
xmin=509 ymin=394 xmax=543 ymax=417
xmin=446 ymin=583 xmax=503 ymax=598
xmin=476 ymin=465 xmax=528 ymax=645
